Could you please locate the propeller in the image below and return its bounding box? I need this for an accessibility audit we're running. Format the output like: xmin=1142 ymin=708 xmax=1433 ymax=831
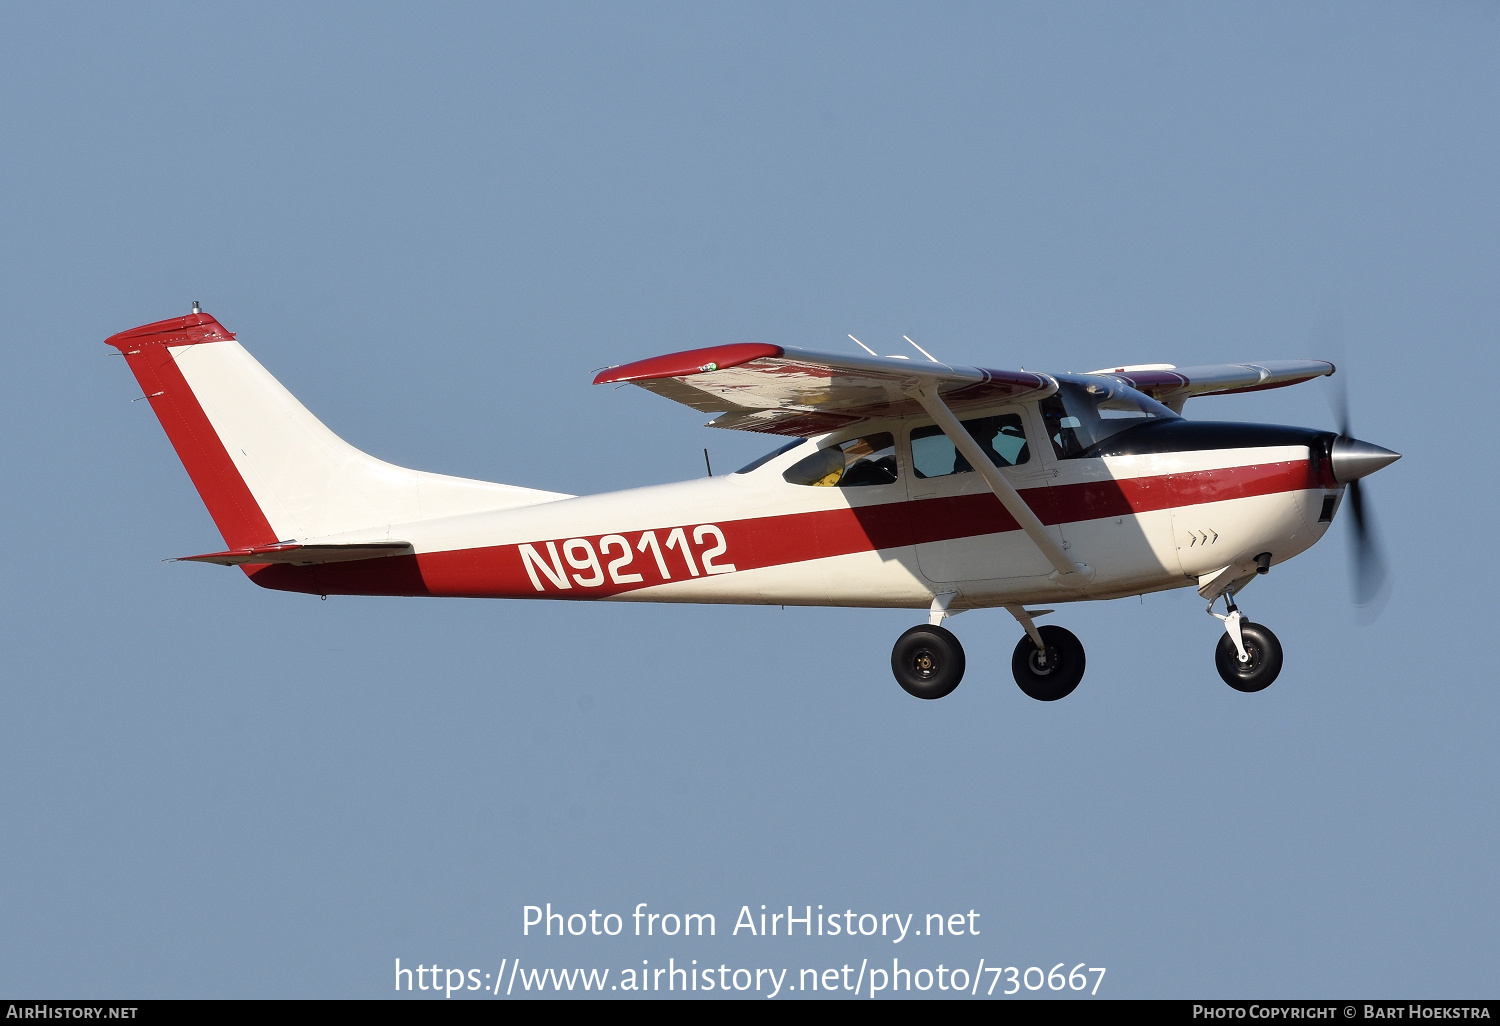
xmin=1321 ymin=314 xmax=1398 ymax=620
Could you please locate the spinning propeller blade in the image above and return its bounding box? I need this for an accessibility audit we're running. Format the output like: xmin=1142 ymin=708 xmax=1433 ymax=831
xmin=1345 ymin=475 xmax=1388 ymax=613
xmin=1320 ymin=311 xmax=1397 ymax=620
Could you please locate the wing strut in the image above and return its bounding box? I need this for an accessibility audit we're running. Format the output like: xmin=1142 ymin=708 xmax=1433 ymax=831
xmin=907 ymin=386 xmax=1091 ymax=585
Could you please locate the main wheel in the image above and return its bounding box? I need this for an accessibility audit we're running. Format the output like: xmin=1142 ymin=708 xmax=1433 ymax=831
xmin=1214 ymin=621 xmax=1283 ymax=692
xmin=891 ymin=625 xmax=966 ymax=700
xmin=1011 ymin=624 xmax=1086 ymax=701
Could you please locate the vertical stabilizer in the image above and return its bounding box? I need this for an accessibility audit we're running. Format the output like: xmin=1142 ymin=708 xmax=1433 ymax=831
xmin=107 ymin=310 xmax=568 ymax=551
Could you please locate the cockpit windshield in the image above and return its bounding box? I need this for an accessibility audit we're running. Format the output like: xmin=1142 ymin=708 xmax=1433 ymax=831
xmin=1038 ymin=376 xmax=1179 ymax=459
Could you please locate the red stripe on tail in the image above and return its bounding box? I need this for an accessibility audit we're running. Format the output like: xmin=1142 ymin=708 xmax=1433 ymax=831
xmin=107 ymin=313 xmax=277 ymax=552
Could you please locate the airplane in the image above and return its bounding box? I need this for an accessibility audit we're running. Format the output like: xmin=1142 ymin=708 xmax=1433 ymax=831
xmin=106 ymin=306 xmax=1399 ymax=701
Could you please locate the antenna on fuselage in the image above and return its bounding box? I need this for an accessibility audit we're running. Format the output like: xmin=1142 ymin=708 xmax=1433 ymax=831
xmin=904 ymin=335 xmax=940 ymax=363
xmin=848 ymin=334 xmax=879 ymax=357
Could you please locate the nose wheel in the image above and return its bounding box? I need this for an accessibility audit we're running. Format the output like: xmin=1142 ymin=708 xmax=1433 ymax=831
xmin=1214 ymin=622 xmax=1282 ymax=692
xmin=891 ymin=624 xmax=966 ymax=700
xmin=1209 ymin=591 xmax=1283 ymax=692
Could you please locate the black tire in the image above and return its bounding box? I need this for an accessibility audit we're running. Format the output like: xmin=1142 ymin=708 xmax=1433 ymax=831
xmin=1214 ymin=621 xmax=1283 ymax=692
xmin=891 ymin=625 xmax=966 ymax=700
xmin=1011 ymin=624 xmax=1086 ymax=701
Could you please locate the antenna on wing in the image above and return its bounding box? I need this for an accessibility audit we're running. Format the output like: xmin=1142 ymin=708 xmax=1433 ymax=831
xmin=904 ymin=335 xmax=940 ymax=363
xmin=848 ymin=334 xmax=879 ymax=357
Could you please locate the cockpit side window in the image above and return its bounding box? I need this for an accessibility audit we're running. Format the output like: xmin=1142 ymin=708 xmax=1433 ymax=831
xmin=782 ymin=432 xmax=898 ymax=487
xmin=1039 ymin=379 xmax=1178 ymax=459
xmin=910 ymin=413 xmax=1030 ymax=479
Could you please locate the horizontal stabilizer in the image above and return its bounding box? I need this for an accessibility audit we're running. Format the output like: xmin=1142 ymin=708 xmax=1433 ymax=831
xmin=177 ymin=541 xmax=414 ymax=566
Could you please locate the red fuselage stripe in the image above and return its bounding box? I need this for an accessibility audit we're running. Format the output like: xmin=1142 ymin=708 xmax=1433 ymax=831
xmin=248 ymin=457 xmax=1323 ymax=598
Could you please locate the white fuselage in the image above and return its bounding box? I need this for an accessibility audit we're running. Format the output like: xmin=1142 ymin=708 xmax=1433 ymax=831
xmin=265 ymin=406 xmax=1336 ymax=610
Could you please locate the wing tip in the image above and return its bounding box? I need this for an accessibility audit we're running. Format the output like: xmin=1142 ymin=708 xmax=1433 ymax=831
xmin=592 ymin=343 xmax=784 ymax=385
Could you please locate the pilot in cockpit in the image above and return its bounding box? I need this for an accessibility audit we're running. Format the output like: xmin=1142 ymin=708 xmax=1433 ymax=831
xmin=1040 ymin=378 xmax=1179 ymax=459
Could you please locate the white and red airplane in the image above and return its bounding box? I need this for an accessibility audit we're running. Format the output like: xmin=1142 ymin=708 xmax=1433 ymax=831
xmin=107 ymin=306 xmax=1398 ymax=700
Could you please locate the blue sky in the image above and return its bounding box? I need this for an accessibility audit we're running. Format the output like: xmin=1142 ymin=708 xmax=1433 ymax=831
xmin=1 ymin=2 xmax=1495 ymax=998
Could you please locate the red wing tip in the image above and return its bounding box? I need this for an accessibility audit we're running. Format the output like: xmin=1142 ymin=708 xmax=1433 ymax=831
xmin=593 ymin=343 xmax=784 ymax=384
xmin=104 ymin=311 xmax=235 ymax=350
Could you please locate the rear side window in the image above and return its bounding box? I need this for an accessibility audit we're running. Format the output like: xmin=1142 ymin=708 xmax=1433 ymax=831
xmin=783 ymin=432 xmax=898 ymax=487
xmin=910 ymin=414 xmax=1030 ymax=479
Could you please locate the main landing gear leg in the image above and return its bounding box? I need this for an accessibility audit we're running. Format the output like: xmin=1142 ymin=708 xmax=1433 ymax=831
xmin=1209 ymin=589 xmax=1283 ymax=693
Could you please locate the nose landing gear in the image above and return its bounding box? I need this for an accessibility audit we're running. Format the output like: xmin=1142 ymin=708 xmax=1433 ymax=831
xmin=1209 ymin=590 xmax=1283 ymax=692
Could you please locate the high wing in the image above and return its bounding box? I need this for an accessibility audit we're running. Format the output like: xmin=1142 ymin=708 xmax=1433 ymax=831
xmin=593 ymin=343 xmax=1055 ymax=436
xmin=1086 ymin=360 xmax=1335 ymax=413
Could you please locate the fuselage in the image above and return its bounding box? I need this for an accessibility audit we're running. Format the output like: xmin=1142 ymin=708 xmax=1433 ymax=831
xmin=245 ymin=406 xmax=1342 ymax=611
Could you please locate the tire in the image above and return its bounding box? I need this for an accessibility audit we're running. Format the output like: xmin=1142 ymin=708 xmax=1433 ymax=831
xmin=891 ymin=625 xmax=966 ymax=700
xmin=1011 ymin=624 xmax=1086 ymax=701
xmin=1214 ymin=621 xmax=1283 ymax=692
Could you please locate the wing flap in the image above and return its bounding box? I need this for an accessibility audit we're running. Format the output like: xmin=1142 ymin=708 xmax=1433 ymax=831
xmin=178 ymin=541 xmax=415 ymax=566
